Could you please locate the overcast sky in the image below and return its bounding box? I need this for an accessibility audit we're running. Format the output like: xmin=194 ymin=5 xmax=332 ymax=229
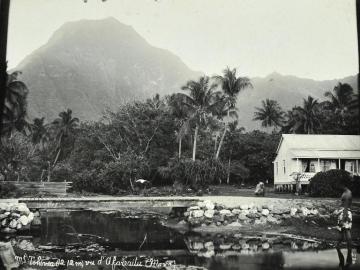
xmin=7 ymin=0 xmax=358 ymax=80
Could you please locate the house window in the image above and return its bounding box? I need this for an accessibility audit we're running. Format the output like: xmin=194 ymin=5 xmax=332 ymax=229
xmin=283 ymin=160 xmax=286 ymax=174
xmin=310 ymin=163 xmax=315 ymax=173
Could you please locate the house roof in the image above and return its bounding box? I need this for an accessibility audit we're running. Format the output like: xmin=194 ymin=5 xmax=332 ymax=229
xmin=290 ymin=150 xmax=360 ymax=159
xmin=276 ymin=134 xmax=360 ymax=154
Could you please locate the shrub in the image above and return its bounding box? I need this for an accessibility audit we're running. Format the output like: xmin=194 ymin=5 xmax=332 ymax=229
xmin=158 ymin=158 xmax=227 ymax=189
xmin=72 ymin=152 xmax=150 ymax=194
xmin=0 ymin=182 xmax=19 ymax=198
xmin=309 ymin=169 xmax=360 ymax=197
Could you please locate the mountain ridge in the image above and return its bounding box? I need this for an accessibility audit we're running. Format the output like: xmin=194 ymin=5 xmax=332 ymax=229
xmin=13 ymin=18 xmax=358 ymax=130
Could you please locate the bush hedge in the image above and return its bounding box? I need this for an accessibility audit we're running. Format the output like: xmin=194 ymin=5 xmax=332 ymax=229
xmin=309 ymin=169 xmax=360 ymax=197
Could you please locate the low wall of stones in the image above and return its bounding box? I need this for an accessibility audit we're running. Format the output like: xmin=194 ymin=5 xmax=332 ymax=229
xmin=0 ymin=203 xmax=39 ymax=234
xmin=181 ymin=200 xmax=334 ymax=228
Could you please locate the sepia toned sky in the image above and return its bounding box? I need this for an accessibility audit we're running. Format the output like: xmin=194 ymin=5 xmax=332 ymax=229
xmin=7 ymin=0 xmax=358 ymax=80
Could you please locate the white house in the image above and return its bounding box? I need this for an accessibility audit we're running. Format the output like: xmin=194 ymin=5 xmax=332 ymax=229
xmin=273 ymin=134 xmax=360 ymax=191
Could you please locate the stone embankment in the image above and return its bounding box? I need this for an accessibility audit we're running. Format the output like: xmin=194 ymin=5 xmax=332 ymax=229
xmin=180 ymin=200 xmax=336 ymax=228
xmin=0 ymin=203 xmax=38 ymax=234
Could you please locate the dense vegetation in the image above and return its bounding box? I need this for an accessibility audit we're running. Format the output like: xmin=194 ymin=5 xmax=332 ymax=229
xmin=0 ymin=69 xmax=358 ymax=195
xmin=309 ymin=169 xmax=360 ymax=197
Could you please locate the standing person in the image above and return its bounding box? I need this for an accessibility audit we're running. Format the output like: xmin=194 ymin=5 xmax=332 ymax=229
xmin=336 ymin=186 xmax=353 ymax=267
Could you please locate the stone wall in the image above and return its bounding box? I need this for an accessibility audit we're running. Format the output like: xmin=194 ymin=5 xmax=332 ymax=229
xmin=181 ymin=200 xmax=334 ymax=228
xmin=0 ymin=203 xmax=38 ymax=234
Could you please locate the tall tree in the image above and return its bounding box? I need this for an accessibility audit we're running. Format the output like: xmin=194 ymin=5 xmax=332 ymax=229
xmin=288 ymin=96 xmax=321 ymax=134
xmin=52 ymin=109 xmax=79 ymax=167
xmin=2 ymin=71 xmax=30 ymax=136
xmin=324 ymin=82 xmax=354 ymax=126
xmin=253 ymin=99 xmax=285 ymax=132
xmin=177 ymin=76 xmax=223 ymax=161
xmin=30 ymin=117 xmax=49 ymax=150
xmin=213 ymin=67 xmax=252 ymax=159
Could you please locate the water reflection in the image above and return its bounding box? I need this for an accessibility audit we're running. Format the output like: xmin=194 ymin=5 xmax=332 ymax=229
xmin=3 ymin=210 xmax=359 ymax=270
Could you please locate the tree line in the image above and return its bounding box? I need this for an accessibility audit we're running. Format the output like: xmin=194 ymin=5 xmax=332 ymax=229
xmin=0 ymin=68 xmax=358 ymax=194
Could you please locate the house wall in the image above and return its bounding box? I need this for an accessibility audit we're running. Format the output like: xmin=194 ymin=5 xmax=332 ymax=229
xmin=273 ymin=138 xmax=297 ymax=184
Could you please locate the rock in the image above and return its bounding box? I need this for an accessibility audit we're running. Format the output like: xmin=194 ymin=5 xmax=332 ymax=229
xmin=261 ymin=209 xmax=270 ymax=216
xmin=301 ymin=207 xmax=309 ymax=216
xmin=232 ymin=209 xmax=241 ymax=215
xmin=28 ymin=212 xmax=34 ymax=222
xmin=232 ymin=244 xmax=241 ymax=250
xmin=228 ymin=221 xmax=242 ymax=227
xmin=267 ymin=215 xmax=279 ymax=224
xmin=17 ymin=204 xmax=30 ymax=215
xmin=192 ymin=242 xmax=204 ymax=250
xmin=191 ymin=210 xmax=204 ymax=218
xmin=246 ymin=213 xmax=260 ymax=219
xmin=204 ymin=210 xmax=215 ymax=219
xmin=204 ymin=241 xmax=214 ymax=249
xmin=11 ymin=213 xmax=21 ymax=218
xmin=241 ymin=243 xmax=250 ymax=249
xmin=290 ymin=208 xmax=298 ymax=216
xmin=309 ymin=209 xmax=319 ymax=216
xmin=33 ymin=211 xmax=40 ymax=217
xmin=188 ymin=206 xmax=200 ymax=211
xmin=240 ymin=205 xmax=249 ymax=210
xmin=216 ymin=222 xmax=222 ymax=226
xmin=177 ymin=220 xmax=187 ymax=226
xmin=219 ymin=244 xmax=232 ymax=250
xmin=184 ymin=211 xmax=190 ymax=217
xmin=223 ymin=220 xmax=228 ymax=226
xmin=238 ymin=213 xmax=248 ymax=221
xmin=249 ymin=208 xmax=258 ymax=214
xmin=18 ymin=215 xmax=29 ymax=226
xmin=197 ymin=201 xmax=206 ymax=208
xmin=213 ymin=215 xmax=224 ymax=223
xmin=241 ymin=209 xmax=250 ymax=215
xmin=219 ymin=209 xmax=232 ymax=216
xmin=16 ymin=223 xmax=22 ymax=230
xmin=271 ymin=209 xmax=284 ymax=215
xmin=9 ymin=220 xmax=17 ymax=229
xmin=202 ymin=250 xmax=215 ymax=258
xmin=204 ymin=200 xmax=215 ymax=210
xmin=262 ymin=242 xmax=270 ymax=250
xmin=1 ymin=227 xmax=16 ymax=234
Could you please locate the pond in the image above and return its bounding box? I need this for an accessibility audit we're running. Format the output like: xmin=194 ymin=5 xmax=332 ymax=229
xmin=3 ymin=210 xmax=360 ymax=270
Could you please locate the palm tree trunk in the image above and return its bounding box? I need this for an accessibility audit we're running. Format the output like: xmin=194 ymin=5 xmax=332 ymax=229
xmin=178 ymin=137 xmax=182 ymax=159
xmin=215 ymin=110 xmax=230 ymax=159
xmin=0 ymin=0 xmax=10 ymax=135
xmin=226 ymin=157 xmax=231 ymax=184
xmin=216 ymin=127 xmax=226 ymax=159
xmin=192 ymin=124 xmax=199 ymax=161
xmin=53 ymin=147 xmax=61 ymax=167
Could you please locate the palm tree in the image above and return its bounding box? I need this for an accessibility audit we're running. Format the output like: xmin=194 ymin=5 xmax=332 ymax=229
xmin=2 ymin=71 xmax=30 ymax=136
xmin=253 ymin=99 xmax=285 ymax=132
xmin=225 ymin=120 xmax=245 ymax=184
xmin=30 ymin=117 xmax=49 ymax=150
xmin=213 ymin=67 xmax=252 ymax=159
xmin=52 ymin=109 xmax=79 ymax=166
xmin=324 ymin=82 xmax=354 ymax=125
xmin=289 ymin=96 xmax=321 ymax=134
xmin=177 ymin=76 xmax=223 ymax=161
